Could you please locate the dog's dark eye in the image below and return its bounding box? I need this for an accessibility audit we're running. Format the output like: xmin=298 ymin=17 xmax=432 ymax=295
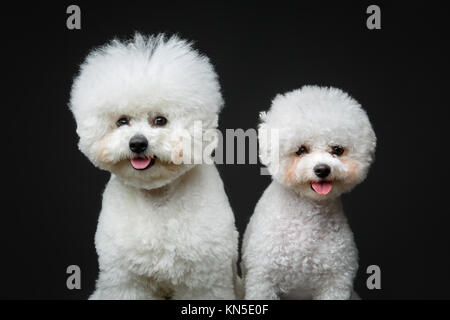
xmin=331 ymin=145 xmax=345 ymax=156
xmin=296 ymin=145 xmax=308 ymax=156
xmin=116 ymin=117 xmax=129 ymax=127
xmin=153 ymin=116 xmax=167 ymax=126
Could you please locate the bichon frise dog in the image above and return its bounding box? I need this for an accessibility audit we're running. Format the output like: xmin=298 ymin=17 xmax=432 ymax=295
xmin=69 ymin=34 xmax=239 ymax=299
xmin=242 ymin=86 xmax=376 ymax=300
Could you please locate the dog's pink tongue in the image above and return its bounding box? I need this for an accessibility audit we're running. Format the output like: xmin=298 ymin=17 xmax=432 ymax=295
xmin=130 ymin=157 xmax=151 ymax=169
xmin=311 ymin=181 xmax=333 ymax=195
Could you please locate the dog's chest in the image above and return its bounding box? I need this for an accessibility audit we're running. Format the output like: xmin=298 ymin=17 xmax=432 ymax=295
xmin=270 ymin=208 xmax=347 ymax=276
xmin=104 ymin=190 xmax=221 ymax=280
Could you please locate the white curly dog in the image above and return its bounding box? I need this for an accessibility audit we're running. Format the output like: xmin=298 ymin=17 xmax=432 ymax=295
xmin=242 ymin=86 xmax=376 ymax=300
xmin=69 ymin=34 xmax=239 ymax=299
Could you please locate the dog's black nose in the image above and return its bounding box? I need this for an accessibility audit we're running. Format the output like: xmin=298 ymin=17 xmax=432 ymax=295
xmin=314 ymin=164 xmax=331 ymax=178
xmin=129 ymin=135 xmax=148 ymax=153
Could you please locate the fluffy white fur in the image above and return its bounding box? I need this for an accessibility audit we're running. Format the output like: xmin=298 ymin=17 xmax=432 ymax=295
xmin=69 ymin=34 xmax=239 ymax=299
xmin=242 ymin=86 xmax=376 ymax=300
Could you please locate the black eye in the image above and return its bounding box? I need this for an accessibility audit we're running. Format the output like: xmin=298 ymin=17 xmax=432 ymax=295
xmin=153 ymin=116 xmax=167 ymax=126
xmin=296 ymin=145 xmax=308 ymax=156
xmin=116 ymin=117 xmax=129 ymax=127
xmin=331 ymin=145 xmax=345 ymax=156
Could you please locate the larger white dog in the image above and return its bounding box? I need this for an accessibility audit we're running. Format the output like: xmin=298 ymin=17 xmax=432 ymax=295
xmin=242 ymin=86 xmax=376 ymax=300
xmin=69 ymin=34 xmax=239 ymax=299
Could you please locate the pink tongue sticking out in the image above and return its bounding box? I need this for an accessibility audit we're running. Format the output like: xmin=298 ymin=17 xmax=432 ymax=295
xmin=130 ymin=157 xmax=151 ymax=170
xmin=311 ymin=181 xmax=333 ymax=195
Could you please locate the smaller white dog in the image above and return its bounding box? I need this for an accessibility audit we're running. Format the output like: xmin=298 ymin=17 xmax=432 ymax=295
xmin=242 ymin=86 xmax=376 ymax=300
xmin=69 ymin=34 xmax=239 ymax=299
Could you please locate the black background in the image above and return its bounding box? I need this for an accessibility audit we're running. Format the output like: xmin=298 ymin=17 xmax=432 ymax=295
xmin=1 ymin=1 xmax=449 ymax=299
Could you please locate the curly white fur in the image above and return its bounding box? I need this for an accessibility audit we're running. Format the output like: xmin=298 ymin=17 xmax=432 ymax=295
xmin=69 ymin=34 xmax=239 ymax=299
xmin=242 ymin=86 xmax=376 ymax=300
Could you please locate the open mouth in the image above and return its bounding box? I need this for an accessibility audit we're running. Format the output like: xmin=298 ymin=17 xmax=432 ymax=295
xmin=130 ymin=155 xmax=155 ymax=170
xmin=310 ymin=180 xmax=333 ymax=195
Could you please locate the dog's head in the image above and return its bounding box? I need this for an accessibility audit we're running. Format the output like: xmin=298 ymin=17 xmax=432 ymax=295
xmin=69 ymin=34 xmax=222 ymax=190
xmin=259 ymin=86 xmax=376 ymax=201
